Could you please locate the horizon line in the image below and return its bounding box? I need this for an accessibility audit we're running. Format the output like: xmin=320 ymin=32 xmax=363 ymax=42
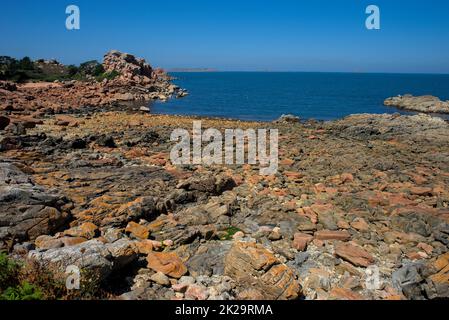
xmin=166 ymin=69 xmax=449 ymax=76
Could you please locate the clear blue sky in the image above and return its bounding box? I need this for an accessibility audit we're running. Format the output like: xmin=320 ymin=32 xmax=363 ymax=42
xmin=1 ymin=0 xmax=449 ymax=73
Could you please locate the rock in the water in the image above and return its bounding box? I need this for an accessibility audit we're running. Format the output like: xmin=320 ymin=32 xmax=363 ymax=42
xmin=384 ymin=95 xmax=449 ymax=114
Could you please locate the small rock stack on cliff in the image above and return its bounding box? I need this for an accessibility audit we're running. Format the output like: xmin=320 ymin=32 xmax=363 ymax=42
xmin=103 ymin=50 xmax=154 ymax=81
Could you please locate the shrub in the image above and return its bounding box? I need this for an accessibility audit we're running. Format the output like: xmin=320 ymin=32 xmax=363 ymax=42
xmin=1 ymin=282 xmax=43 ymax=301
xmin=67 ymin=65 xmax=79 ymax=77
xmin=96 ymin=70 xmax=119 ymax=82
xmin=0 ymin=252 xmax=20 ymax=289
xmin=79 ymin=60 xmax=103 ymax=76
xmin=18 ymin=57 xmax=34 ymax=70
xmin=92 ymin=64 xmax=105 ymax=77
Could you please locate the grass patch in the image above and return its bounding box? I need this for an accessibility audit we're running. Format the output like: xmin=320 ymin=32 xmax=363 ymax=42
xmin=96 ymin=70 xmax=120 ymax=82
xmin=219 ymin=227 xmax=242 ymax=241
xmin=1 ymin=282 xmax=43 ymax=301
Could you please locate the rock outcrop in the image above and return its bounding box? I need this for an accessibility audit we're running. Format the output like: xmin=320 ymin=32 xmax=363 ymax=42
xmin=0 ymin=51 xmax=187 ymax=117
xmin=0 ymin=162 xmax=71 ymax=249
xmin=28 ymin=238 xmax=138 ymax=283
xmin=275 ymin=114 xmax=300 ymax=123
xmin=224 ymin=241 xmax=302 ymax=300
xmin=384 ymin=95 xmax=449 ymax=114
xmin=103 ymin=50 xmax=154 ymax=80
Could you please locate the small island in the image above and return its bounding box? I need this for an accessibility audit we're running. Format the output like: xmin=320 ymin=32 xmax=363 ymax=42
xmin=384 ymin=94 xmax=449 ymax=114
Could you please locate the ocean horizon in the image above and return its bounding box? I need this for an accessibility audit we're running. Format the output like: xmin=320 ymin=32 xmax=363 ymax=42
xmin=150 ymin=71 xmax=449 ymax=121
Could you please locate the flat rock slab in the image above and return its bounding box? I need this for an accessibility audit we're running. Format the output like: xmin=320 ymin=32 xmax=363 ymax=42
xmin=28 ymin=239 xmax=137 ymax=282
xmin=224 ymin=241 xmax=302 ymax=300
xmin=334 ymin=242 xmax=375 ymax=268
xmin=0 ymin=163 xmax=70 ymax=248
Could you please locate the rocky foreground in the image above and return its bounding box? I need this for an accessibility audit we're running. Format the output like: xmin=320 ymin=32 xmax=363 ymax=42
xmin=1 ymin=101 xmax=449 ymax=300
xmin=384 ymin=95 xmax=449 ymax=114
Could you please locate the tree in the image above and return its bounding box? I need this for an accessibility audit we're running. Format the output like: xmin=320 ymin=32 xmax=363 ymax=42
xmin=67 ymin=65 xmax=79 ymax=77
xmin=18 ymin=57 xmax=34 ymax=70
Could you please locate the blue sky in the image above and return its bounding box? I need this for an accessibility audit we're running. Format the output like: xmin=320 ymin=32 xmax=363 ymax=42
xmin=1 ymin=0 xmax=449 ymax=73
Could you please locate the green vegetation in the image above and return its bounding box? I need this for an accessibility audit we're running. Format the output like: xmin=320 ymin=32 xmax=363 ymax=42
xmin=0 ymin=252 xmax=42 ymax=300
xmin=96 ymin=70 xmax=120 ymax=82
xmin=1 ymin=282 xmax=43 ymax=301
xmin=0 ymin=56 xmax=119 ymax=83
xmin=220 ymin=226 xmax=242 ymax=240
xmin=0 ymin=251 xmax=20 ymax=289
xmin=78 ymin=60 xmax=104 ymax=76
xmin=0 ymin=252 xmax=106 ymax=300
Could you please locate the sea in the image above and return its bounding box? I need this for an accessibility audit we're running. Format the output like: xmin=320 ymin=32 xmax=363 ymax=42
xmin=149 ymin=72 xmax=449 ymax=122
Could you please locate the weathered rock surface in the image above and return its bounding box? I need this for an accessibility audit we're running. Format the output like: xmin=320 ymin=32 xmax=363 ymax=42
xmin=275 ymin=114 xmax=300 ymax=123
xmin=1 ymin=110 xmax=449 ymax=300
xmin=334 ymin=242 xmax=375 ymax=268
xmin=146 ymin=251 xmax=188 ymax=279
xmin=0 ymin=162 xmax=71 ymax=249
xmin=384 ymin=95 xmax=449 ymax=114
xmin=224 ymin=241 xmax=302 ymax=300
xmin=28 ymin=239 xmax=138 ymax=282
xmin=103 ymin=50 xmax=154 ymax=81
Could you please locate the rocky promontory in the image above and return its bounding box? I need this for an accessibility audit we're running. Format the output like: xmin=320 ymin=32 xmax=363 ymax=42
xmin=0 ymin=50 xmax=187 ymax=115
xmin=384 ymin=95 xmax=449 ymax=114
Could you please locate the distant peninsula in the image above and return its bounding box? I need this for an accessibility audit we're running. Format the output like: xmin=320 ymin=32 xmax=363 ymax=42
xmin=167 ymin=68 xmax=218 ymax=72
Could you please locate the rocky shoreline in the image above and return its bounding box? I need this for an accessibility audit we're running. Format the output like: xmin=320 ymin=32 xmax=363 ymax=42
xmin=1 ymin=108 xmax=448 ymax=300
xmin=384 ymin=95 xmax=449 ymax=114
xmin=1 ymin=54 xmax=449 ymax=300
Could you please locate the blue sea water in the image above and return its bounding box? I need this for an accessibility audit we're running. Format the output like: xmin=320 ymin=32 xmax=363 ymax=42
xmin=149 ymin=72 xmax=449 ymax=121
